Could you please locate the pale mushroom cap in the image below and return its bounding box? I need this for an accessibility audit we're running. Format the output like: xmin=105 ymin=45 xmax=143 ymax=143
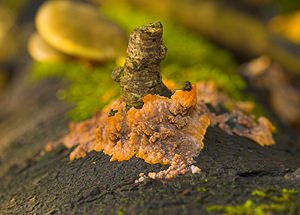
xmin=28 ymin=33 xmax=70 ymax=63
xmin=36 ymin=0 xmax=127 ymax=61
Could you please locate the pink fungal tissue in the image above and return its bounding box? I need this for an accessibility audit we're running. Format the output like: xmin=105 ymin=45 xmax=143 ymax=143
xmin=45 ymin=81 xmax=275 ymax=181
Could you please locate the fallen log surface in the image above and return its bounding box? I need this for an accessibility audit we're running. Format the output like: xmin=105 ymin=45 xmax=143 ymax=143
xmin=0 ymin=75 xmax=300 ymax=214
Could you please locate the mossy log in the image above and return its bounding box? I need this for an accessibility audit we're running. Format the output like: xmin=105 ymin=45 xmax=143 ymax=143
xmin=0 ymin=2 xmax=300 ymax=213
xmin=0 ymin=73 xmax=300 ymax=214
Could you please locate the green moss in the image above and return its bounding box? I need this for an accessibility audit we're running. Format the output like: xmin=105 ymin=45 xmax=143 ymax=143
xmin=252 ymin=188 xmax=299 ymax=203
xmin=196 ymin=187 xmax=207 ymax=192
xmin=29 ymin=62 xmax=119 ymax=121
xmin=117 ymin=207 xmax=124 ymax=215
xmin=272 ymin=0 xmax=300 ymax=13
xmin=238 ymin=0 xmax=300 ymax=12
xmin=207 ymin=200 xmax=257 ymax=215
xmin=200 ymin=178 xmax=209 ymax=183
xmin=1 ymin=0 xmax=28 ymax=13
xmin=207 ymin=188 xmax=299 ymax=215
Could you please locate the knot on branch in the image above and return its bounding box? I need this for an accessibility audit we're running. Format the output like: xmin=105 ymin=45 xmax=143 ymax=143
xmin=113 ymin=22 xmax=172 ymax=109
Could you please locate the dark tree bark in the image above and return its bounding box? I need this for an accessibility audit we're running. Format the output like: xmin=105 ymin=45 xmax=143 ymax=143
xmin=0 ymin=73 xmax=300 ymax=214
xmin=112 ymin=22 xmax=172 ymax=109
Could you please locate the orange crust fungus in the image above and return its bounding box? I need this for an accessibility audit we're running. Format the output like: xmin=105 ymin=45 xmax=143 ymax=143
xmin=46 ymin=22 xmax=276 ymax=180
xmin=195 ymin=81 xmax=275 ymax=147
xmin=49 ymin=81 xmax=275 ymax=180
xmin=52 ymin=86 xmax=210 ymax=179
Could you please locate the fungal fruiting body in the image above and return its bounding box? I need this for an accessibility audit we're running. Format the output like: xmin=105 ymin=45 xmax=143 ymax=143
xmin=96 ymin=85 xmax=210 ymax=179
xmin=46 ymin=22 xmax=275 ymax=180
xmin=195 ymin=81 xmax=275 ymax=147
xmin=49 ymin=81 xmax=275 ymax=179
xmin=50 ymin=86 xmax=210 ymax=179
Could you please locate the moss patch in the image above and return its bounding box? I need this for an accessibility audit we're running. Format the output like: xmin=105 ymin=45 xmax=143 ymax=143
xmin=272 ymin=0 xmax=300 ymax=13
xmin=207 ymin=188 xmax=300 ymax=215
xmin=29 ymin=62 xmax=118 ymax=121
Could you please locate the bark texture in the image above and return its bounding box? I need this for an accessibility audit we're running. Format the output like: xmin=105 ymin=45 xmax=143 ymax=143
xmin=0 ymin=71 xmax=300 ymax=215
xmin=112 ymin=22 xmax=172 ymax=109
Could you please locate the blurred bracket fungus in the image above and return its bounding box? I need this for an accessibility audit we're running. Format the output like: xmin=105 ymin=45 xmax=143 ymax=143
xmin=47 ymin=23 xmax=275 ymax=180
xmin=242 ymin=56 xmax=300 ymax=126
xmin=28 ymin=0 xmax=127 ymax=63
xmin=269 ymin=11 xmax=300 ymax=44
xmin=28 ymin=33 xmax=71 ymax=63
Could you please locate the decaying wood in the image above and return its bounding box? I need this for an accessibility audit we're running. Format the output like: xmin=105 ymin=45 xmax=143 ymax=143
xmin=112 ymin=22 xmax=172 ymax=109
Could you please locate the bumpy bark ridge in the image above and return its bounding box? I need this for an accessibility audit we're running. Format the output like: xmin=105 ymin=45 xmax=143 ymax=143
xmin=112 ymin=22 xmax=172 ymax=109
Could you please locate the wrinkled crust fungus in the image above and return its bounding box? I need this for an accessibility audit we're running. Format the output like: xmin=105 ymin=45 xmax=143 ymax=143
xmin=194 ymin=82 xmax=275 ymax=147
xmin=51 ymin=86 xmax=210 ymax=179
xmin=51 ymin=82 xmax=275 ymax=179
xmin=48 ymin=22 xmax=275 ymax=180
